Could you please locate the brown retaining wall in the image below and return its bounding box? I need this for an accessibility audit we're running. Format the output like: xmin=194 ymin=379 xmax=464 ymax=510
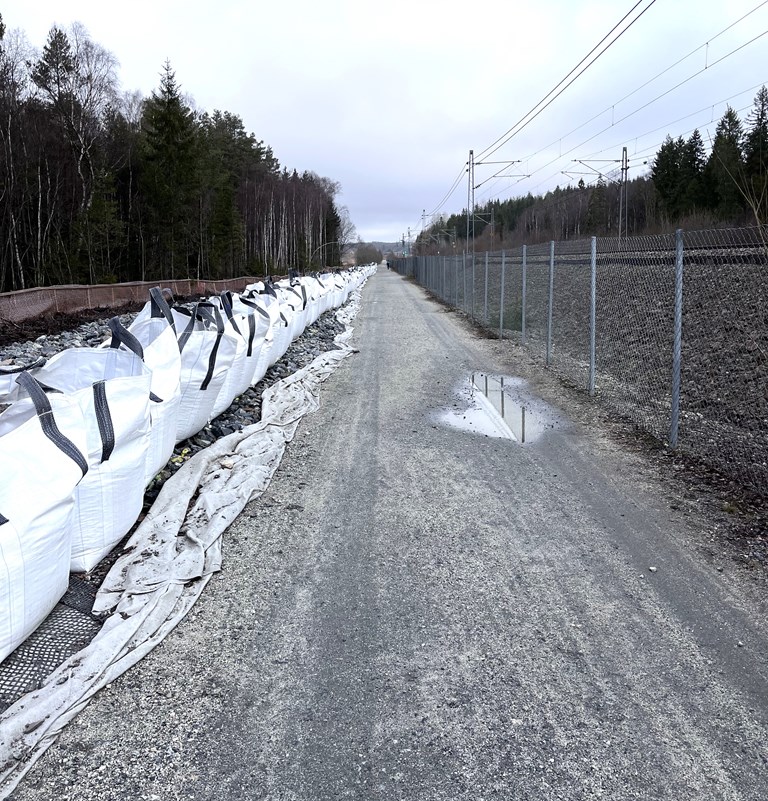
xmin=0 ymin=278 xmax=261 ymax=324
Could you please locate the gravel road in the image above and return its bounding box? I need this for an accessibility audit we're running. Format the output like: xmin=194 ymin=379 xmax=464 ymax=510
xmin=12 ymin=268 xmax=768 ymax=800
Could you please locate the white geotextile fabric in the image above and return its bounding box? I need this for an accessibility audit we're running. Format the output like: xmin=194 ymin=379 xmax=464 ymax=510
xmin=0 ymin=288 xmax=365 ymax=800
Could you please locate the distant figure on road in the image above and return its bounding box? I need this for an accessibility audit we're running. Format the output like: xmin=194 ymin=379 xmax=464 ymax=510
xmin=385 ymin=260 xmax=390 ymax=270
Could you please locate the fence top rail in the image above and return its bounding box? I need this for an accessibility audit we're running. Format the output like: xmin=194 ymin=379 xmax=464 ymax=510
xmin=404 ymin=225 xmax=767 ymax=262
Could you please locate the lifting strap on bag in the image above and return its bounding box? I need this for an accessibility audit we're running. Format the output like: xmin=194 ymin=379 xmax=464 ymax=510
xmin=15 ymin=372 xmax=89 ymax=476
xmin=219 ymin=291 xmax=259 ymax=357
xmin=92 ymin=380 xmax=115 ymax=463
xmin=108 ymin=317 xmax=145 ymax=360
xmin=0 ymin=357 xmax=46 ymax=376
xmin=107 ymin=317 xmax=162 ymax=403
xmin=149 ymin=286 xmax=177 ymax=336
xmin=260 ymin=279 xmax=278 ymax=299
xmin=245 ymin=314 xmax=257 ymax=357
xmin=236 ymin=293 xmax=271 ymax=320
xmin=195 ymin=303 xmax=225 ymax=391
xmin=178 ymin=303 xmax=225 ymax=391
xmin=218 ymin=291 xmax=242 ymax=336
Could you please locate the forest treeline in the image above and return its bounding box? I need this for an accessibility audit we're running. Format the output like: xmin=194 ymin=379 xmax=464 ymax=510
xmin=0 ymin=17 xmax=355 ymax=293
xmin=418 ymin=87 xmax=768 ymax=253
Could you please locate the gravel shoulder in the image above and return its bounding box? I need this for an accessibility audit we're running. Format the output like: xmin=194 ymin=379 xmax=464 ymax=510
xmin=12 ymin=269 xmax=768 ymax=800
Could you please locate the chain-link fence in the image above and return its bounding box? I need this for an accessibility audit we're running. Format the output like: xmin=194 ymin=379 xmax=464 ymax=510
xmin=393 ymin=226 xmax=768 ymax=502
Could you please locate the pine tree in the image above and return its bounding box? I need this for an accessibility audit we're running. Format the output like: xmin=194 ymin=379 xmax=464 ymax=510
xmin=140 ymin=60 xmax=198 ymax=278
xmin=680 ymin=129 xmax=707 ymax=214
xmin=585 ymin=176 xmax=608 ymax=234
xmin=31 ymin=25 xmax=119 ymax=280
xmin=651 ymin=135 xmax=686 ymax=220
xmin=705 ymin=106 xmax=746 ymax=220
xmin=743 ymin=86 xmax=768 ymax=223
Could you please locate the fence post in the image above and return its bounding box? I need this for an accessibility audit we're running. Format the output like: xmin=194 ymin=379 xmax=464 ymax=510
xmin=455 ymin=257 xmax=459 ymax=307
xmin=499 ymin=250 xmax=506 ymax=340
xmin=589 ymin=236 xmax=597 ymax=396
xmin=521 ymin=244 xmax=527 ymax=345
xmin=546 ymin=240 xmax=554 ymax=367
xmin=444 ymin=256 xmax=448 ymax=300
xmin=484 ymin=252 xmax=489 ymax=323
xmin=471 ymin=253 xmax=476 ymax=319
xmin=670 ymin=229 xmax=684 ymax=448
xmin=462 ymin=251 xmax=467 ymax=312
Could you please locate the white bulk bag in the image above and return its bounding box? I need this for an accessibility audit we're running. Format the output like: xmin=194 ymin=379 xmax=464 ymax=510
xmin=330 ymin=273 xmax=346 ymax=309
xmin=207 ymin=293 xmax=258 ymax=403
xmin=297 ymin=280 xmax=315 ymax=326
xmin=193 ymin=302 xmax=247 ymax=420
xmin=225 ymin=291 xmax=271 ymax=387
xmin=118 ymin=287 xmax=182 ymax=484
xmin=271 ymin=305 xmax=293 ymax=364
xmin=28 ymin=325 xmax=153 ymax=573
xmin=275 ymin=283 xmax=302 ymax=343
xmin=173 ymin=303 xmax=239 ymax=441
xmin=237 ymin=289 xmax=276 ymax=386
xmin=317 ymin=273 xmax=335 ymax=313
xmin=303 ymin=276 xmax=323 ymax=325
xmin=283 ymin=282 xmax=309 ymax=341
xmin=0 ymin=373 xmax=89 ymax=663
xmin=339 ymin=271 xmax=354 ymax=304
xmin=257 ymin=281 xmax=292 ymax=367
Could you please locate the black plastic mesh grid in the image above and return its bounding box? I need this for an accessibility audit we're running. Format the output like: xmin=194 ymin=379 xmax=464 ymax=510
xmin=60 ymin=574 xmax=100 ymax=615
xmin=0 ymin=604 xmax=103 ymax=714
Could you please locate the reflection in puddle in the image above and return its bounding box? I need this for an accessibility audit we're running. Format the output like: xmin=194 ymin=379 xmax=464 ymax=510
xmin=437 ymin=373 xmax=562 ymax=443
xmin=439 ymin=402 xmax=515 ymax=440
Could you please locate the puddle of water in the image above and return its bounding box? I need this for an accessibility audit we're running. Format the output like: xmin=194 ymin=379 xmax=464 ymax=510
xmin=437 ymin=373 xmax=563 ymax=443
xmin=439 ymin=403 xmax=515 ymax=440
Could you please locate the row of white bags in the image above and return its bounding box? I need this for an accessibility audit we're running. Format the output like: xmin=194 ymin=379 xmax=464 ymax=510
xmin=0 ymin=267 xmax=373 ymax=665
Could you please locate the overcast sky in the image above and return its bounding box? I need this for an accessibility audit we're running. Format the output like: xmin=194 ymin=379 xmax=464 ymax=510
xmin=4 ymin=0 xmax=767 ymax=243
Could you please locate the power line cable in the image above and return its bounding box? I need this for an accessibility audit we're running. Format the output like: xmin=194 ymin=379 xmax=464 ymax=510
xmin=493 ymin=1 xmax=768 ymax=177
xmin=477 ymin=34 xmax=767 ymax=206
xmin=598 ymin=29 xmax=768 ymax=136
xmin=475 ymin=0 xmax=659 ymax=163
xmin=582 ymin=83 xmax=766 ymax=160
xmin=472 ymin=5 xmax=767 ymax=204
xmin=425 ymin=162 xmax=469 ymax=217
xmin=484 ymin=15 xmax=766 ymax=180
xmin=447 ymin=4 xmax=768 ymax=222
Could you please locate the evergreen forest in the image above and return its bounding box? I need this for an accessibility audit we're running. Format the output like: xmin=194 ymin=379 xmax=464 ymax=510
xmin=0 ymin=18 xmax=354 ymax=293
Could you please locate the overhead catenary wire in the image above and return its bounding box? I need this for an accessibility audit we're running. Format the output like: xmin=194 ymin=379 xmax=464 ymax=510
xmin=474 ymin=0 xmax=659 ymax=164
xmin=510 ymin=0 xmax=768 ymax=171
xmin=475 ymin=62 xmax=767 ymax=206
xmin=582 ymin=83 xmax=766 ymax=161
xmin=424 ymin=1 xmax=768 ymax=230
xmin=468 ymin=4 xmax=767 ymax=207
xmin=425 ymin=162 xmax=470 ymax=218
